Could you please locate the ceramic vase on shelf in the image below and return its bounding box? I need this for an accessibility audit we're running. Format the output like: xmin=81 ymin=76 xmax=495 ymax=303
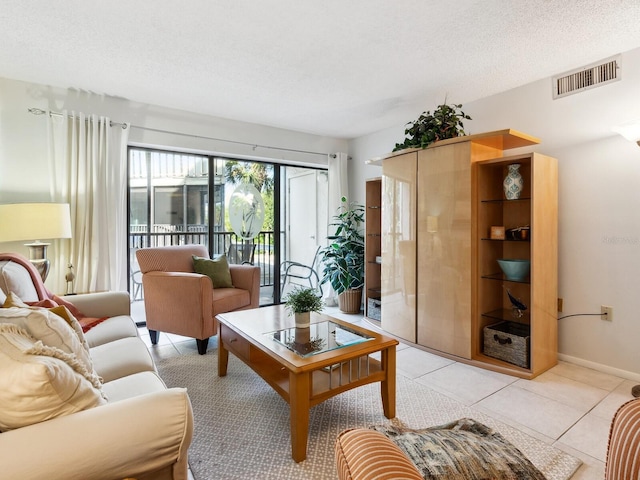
xmin=503 ymin=163 xmax=523 ymax=200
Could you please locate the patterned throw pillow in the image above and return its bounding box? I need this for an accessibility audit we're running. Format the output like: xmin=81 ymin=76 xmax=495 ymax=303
xmin=0 ymin=324 xmax=106 ymax=431
xmin=371 ymin=418 xmax=546 ymax=480
xmin=192 ymin=254 xmax=234 ymax=288
xmin=0 ymin=293 xmax=101 ymax=387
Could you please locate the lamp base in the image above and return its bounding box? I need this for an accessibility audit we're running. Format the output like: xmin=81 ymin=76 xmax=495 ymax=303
xmin=25 ymin=241 xmax=51 ymax=282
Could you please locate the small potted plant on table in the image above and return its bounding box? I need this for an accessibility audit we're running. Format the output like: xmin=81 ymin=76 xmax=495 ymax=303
xmin=284 ymin=285 xmax=324 ymax=328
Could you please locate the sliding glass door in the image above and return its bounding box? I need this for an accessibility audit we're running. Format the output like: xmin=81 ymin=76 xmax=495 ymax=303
xmin=128 ymin=148 xmax=327 ymax=307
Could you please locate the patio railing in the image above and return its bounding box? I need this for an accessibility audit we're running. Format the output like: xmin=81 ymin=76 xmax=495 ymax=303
xmin=129 ymin=225 xmax=275 ymax=288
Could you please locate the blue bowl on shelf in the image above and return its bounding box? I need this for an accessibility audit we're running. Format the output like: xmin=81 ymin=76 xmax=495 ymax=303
xmin=497 ymin=259 xmax=530 ymax=281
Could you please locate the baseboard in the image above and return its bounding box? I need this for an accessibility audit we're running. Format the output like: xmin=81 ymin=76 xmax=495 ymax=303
xmin=558 ymin=353 xmax=640 ymax=382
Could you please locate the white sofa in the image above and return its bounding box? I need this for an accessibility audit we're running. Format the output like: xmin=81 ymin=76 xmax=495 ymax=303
xmin=0 ymin=255 xmax=193 ymax=480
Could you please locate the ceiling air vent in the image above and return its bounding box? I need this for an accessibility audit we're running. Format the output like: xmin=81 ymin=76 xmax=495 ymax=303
xmin=552 ymin=55 xmax=620 ymax=99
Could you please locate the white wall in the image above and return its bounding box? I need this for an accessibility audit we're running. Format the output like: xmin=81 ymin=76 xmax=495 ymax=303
xmin=0 ymin=76 xmax=348 ymax=290
xmin=347 ymin=47 xmax=640 ymax=379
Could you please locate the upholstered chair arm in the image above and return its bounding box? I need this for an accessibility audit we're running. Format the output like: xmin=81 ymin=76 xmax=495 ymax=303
xmin=605 ymin=398 xmax=640 ymax=479
xmin=0 ymin=388 xmax=193 ymax=480
xmin=229 ymin=264 xmax=261 ymax=308
xmin=142 ymin=271 xmax=215 ymax=339
xmin=335 ymin=428 xmax=423 ymax=480
xmin=64 ymin=291 xmax=131 ymax=317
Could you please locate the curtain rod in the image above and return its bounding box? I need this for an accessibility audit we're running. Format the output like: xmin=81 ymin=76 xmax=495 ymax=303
xmin=28 ymin=107 xmax=337 ymax=158
xmin=28 ymin=107 xmax=128 ymax=130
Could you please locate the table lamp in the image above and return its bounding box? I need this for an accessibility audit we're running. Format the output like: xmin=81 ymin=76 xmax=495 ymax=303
xmin=612 ymin=120 xmax=640 ymax=147
xmin=0 ymin=203 xmax=72 ymax=281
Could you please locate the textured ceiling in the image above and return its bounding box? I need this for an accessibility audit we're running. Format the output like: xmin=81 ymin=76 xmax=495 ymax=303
xmin=2 ymin=1 xmax=640 ymax=139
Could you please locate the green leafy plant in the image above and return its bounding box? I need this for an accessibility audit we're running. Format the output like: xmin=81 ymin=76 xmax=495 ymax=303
xmin=284 ymin=286 xmax=324 ymax=314
xmin=319 ymin=197 xmax=365 ymax=295
xmin=393 ymin=103 xmax=472 ymax=151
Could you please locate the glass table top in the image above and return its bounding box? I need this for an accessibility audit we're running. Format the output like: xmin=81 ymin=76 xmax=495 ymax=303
xmin=266 ymin=321 xmax=374 ymax=358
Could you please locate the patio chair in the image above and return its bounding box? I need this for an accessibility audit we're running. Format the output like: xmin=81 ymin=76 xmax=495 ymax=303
xmin=280 ymin=245 xmax=322 ymax=295
xmin=227 ymin=241 xmax=256 ymax=265
xmin=130 ymin=269 xmax=143 ymax=301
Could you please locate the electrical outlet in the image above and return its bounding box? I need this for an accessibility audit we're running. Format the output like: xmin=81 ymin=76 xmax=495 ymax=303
xmin=557 ymin=298 xmax=563 ymax=312
xmin=601 ymin=305 xmax=613 ymax=321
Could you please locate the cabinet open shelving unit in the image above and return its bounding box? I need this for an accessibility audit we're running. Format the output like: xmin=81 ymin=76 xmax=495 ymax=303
xmin=472 ymin=152 xmax=558 ymax=378
xmin=364 ymin=178 xmax=382 ymax=323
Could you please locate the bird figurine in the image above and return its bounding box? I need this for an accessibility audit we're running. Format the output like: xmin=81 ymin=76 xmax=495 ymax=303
xmin=506 ymin=288 xmax=527 ymax=318
xmin=65 ymin=263 xmax=76 ymax=295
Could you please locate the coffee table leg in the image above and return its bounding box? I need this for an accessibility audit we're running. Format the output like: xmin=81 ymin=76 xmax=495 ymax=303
xmin=381 ymin=346 xmax=396 ymax=419
xmin=218 ymin=329 xmax=229 ymax=377
xmin=289 ymin=371 xmax=310 ymax=462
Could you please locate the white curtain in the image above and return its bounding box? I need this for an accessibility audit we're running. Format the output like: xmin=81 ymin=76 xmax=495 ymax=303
xmin=323 ymin=152 xmax=349 ymax=306
xmin=47 ymin=111 xmax=130 ymax=294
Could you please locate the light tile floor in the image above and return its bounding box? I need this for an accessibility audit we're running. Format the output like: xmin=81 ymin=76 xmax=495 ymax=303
xmin=132 ymin=301 xmax=637 ymax=479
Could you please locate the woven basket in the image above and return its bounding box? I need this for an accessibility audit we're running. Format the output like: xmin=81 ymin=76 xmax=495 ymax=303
xmin=338 ymin=289 xmax=362 ymax=314
xmin=483 ymin=321 xmax=530 ymax=369
xmin=367 ymin=298 xmax=381 ymax=321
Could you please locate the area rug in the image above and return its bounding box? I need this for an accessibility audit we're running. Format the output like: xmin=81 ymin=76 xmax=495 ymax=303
xmin=156 ymin=350 xmax=581 ymax=480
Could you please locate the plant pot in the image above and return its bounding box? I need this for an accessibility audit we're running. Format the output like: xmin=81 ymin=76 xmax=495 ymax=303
xmin=294 ymin=311 xmax=311 ymax=328
xmin=294 ymin=326 xmax=311 ymax=344
xmin=338 ymin=289 xmax=362 ymax=314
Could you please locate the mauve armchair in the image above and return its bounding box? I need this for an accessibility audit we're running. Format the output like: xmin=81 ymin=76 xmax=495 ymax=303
xmin=136 ymin=244 xmax=260 ymax=354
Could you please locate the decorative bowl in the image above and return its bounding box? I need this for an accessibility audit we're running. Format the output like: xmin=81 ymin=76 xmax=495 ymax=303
xmin=497 ymin=259 xmax=530 ymax=281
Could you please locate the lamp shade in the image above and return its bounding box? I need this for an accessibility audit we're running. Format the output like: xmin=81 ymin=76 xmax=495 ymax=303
xmin=612 ymin=120 xmax=640 ymax=146
xmin=0 ymin=203 xmax=72 ymax=243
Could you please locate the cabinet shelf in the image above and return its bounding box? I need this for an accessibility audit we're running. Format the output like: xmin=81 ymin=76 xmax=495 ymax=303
xmin=481 ymin=272 xmax=530 ymax=284
xmin=481 ymin=197 xmax=531 ymax=204
xmin=481 ymin=308 xmax=530 ymax=324
xmin=481 ymin=238 xmax=530 ymax=243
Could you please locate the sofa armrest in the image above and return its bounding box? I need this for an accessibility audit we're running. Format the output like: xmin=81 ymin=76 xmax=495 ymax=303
xmin=0 ymin=388 xmax=193 ymax=480
xmin=335 ymin=428 xmax=422 ymax=480
xmin=229 ymin=264 xmax=260 ymax=308
xmin=64 ymin=291 xmax=131 ymax=317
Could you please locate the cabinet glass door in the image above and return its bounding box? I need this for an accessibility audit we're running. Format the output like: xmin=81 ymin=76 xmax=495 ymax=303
xmin=381 ymin=152 xmax=417 ymax=343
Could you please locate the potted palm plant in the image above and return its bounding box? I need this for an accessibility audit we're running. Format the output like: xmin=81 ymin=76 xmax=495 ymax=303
xmin=284 ymin=285 xmax=324 ymax=328
xmin=319 ymin=197 xmax=365 ymax=313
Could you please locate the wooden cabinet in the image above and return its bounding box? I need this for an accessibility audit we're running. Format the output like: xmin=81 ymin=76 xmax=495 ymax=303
xmin=364 ymin=178 xmax=382 ymax=322
xmin=472 ymin=153 xmax=558 ymax=377
xmin=378 ymin=130 xmax=557 ymax=378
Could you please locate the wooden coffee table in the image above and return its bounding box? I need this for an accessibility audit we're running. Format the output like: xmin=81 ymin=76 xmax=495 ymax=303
xmin=216 ymin=305 xmax=398 ymax=462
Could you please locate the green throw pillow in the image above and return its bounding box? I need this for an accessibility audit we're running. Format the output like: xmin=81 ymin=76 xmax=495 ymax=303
xmin=192 ymin=255 xmax=234 ymax=289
